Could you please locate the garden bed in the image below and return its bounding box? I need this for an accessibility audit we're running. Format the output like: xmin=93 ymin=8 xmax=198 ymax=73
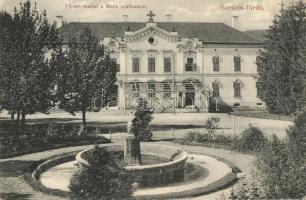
xmin=0 ymin=138 xmax=110 ymax=159
xmin=175 ymin=125 xmax=268 ymax=154
xmin=0 ymin=122 xmax=110 ymax=159
xmin=231 ymin=109 xmax=294 ymax=121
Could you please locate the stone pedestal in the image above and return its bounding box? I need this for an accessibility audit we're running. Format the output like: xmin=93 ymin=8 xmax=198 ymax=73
xmin=124 ymin=134 xmax=142 ymax=165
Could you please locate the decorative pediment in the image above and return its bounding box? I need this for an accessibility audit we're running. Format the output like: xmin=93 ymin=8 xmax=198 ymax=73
xmin=177 ymin=38 xmax=203 ymax=52
xmin=125 ymin=26 xmax=179 ymax=43
xmin=234 ymin=79 xmax=244 ymax=88
xmin=129 ymin=50 xmax=145 ymax=57
xmin=108 ymin=38 xmax=120 ymax=52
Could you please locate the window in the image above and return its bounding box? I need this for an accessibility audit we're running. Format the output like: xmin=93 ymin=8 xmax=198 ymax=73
xmin=164 ymin=58 xmax=171 ymax=72
xmin=147 ymin=82 xmax=156 ymax=97
xmin=233 ymin=80 xmax=241 ymax=98
xmin=163 ymin=82 xmax=171 ymax=98
xmin=132 ymin=58 xmax=140 ymax=72
xmin=132 ymin=81 xmax=140 ymax=92
xmin=148 ymin=37 xmax=155 ymax=44
xmin=212 ymin=56 xmax=220 ymax=72
xmin=256 ymin=81 xmax=260 ymax=97
xmin=148 ymin=58 xmax=155 ymax=72
xmin=212 ymin=82 xmax=220 ymax=97
xmin=185 ymin=58 xmax=197 ymax=72
xmin=111 ymin=58 xmax=120 ymax=72
xmin=234 ymin=56 xmax=241 ymax=72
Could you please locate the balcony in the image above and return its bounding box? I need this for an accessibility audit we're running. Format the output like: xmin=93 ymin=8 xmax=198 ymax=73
xmin=185 ymin=63 xmax=197 ymax=72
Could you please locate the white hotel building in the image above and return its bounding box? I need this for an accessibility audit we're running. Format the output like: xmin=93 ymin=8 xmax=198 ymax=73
xmin=59 ymin=12 xmax=264 ymax=111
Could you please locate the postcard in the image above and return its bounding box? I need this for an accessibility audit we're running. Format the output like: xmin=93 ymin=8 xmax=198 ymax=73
xmin=0 ymin=0 xmax=305 ymax=199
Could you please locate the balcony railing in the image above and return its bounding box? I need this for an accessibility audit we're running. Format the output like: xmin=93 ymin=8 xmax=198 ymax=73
xmin=185 ymin=63 xmax=197 ymax=72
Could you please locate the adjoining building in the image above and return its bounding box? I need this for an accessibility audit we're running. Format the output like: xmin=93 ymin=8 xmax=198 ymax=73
xmin=58 ymin=12 xmax=264 ymax=111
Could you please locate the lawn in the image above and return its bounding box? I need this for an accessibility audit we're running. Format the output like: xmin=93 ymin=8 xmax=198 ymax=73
xmin=231 ymin=108 xmax=294 ymax=122
xmin=0 ymin=121 xmax=110 ymax=159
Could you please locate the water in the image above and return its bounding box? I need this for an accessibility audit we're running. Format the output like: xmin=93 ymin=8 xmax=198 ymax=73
xmin=39 ymin=160 xmax=78 ymax=191
xmin=39 ymin=156 xmax=167 ymax=191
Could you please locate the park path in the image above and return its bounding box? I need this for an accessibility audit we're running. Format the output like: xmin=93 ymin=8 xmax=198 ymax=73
xmin=0 ymin=137 xmax=256 ymax=200
xmin=1 ymin=111 xmax=293 ymax=138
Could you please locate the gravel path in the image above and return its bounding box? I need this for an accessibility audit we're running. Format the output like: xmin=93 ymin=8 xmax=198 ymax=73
xmin=1 ymin=111 xmax=293 ymax=138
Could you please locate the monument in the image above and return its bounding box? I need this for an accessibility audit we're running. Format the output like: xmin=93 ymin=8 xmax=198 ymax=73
xmin=124 ymin=97 xmax=153 ymax=165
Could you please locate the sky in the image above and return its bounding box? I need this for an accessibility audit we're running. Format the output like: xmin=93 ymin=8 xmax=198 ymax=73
xmin=0 ymin=0 xmax=302 ymax=30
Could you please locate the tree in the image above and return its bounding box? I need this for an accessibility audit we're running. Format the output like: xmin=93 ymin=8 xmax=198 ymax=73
xmin=256 ymin=1 xmax=306 ymax=115
xmin=256 ymin=135 xmax=306 ymax=199
xmin=287 ymin=111 xmax=306 ymax=164
xmin=237 ymin=125 xmax=267 ymax=152
xmin=128 ymin=97 xmax=154 ymax=141
xmin=53 ymin=27 xmax=116 ymax=130
xmin=0 ymin=11 xmax=13 ymax=115
xmin=69 ymin=146 xmax=133 ymax=200
xmin=0 ymin=1 xmax=60 ymax=125
xmin=125 ymin=97 xmax=153 ymax=165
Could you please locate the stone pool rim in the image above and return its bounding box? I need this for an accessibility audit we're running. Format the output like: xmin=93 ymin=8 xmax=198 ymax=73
xmin=76 ymin=143 xmax=189 ymax=170
xmin=27 ymin=144 xmax=240 ymax=199
xmin=76 ymin=143 xmax=189 ymax=186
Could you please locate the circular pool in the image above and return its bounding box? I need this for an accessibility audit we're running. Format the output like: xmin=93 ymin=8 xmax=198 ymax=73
xmin=35 ymin=144 xmax=238 ymax=199
xmin=76 ymin=144 xmax=188 ymax=186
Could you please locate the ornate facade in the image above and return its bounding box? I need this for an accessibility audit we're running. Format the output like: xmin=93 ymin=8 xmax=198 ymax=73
xmin=60 ymin=12 xmax=264 ymax=111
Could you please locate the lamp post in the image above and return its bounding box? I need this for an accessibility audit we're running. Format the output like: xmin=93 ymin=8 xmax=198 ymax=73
xmin=149 ymin=89 xmax=153 ymax=107
xmin=233 ymin=114 xmax=236 ymax=137
xmin=215 ymin=97 xmax=219 ymax=112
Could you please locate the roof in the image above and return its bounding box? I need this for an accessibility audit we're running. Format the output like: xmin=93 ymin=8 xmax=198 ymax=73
xmin=244 ymin=30 xmax=267 ymax=41
xmin=59 ymin=22 xmax=263 ymax=45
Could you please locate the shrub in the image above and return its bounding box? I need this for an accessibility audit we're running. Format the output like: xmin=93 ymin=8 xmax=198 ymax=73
xmin=236 ymin=125 xmax=267 ymax=152
xmin=178 ymin=132 xmax=197 ymax=144
xmin=128 ymin=97 xmax=154 ymax=142
xmin=205 ymin=117 xmax=220 ymax=134
xmin=0 ymin=123 xmax=109 ymax=156
xmin=287 ymin=111 xmax=306 ymax=163
xmin=69 ymin=147 xmax=133 ymax=200
xmin=177 ymin=125 xmax=269 ymax=153
xmin=229 ymin=175 xmax=266 ymax=200
xmin=256 ymin=135 xmax=306 ymax=199
xmin=214 ymin=134 xmax=234 ymax=145
xmin=209 ymin=97 xmax=233 ymax=113
xmin=179 ymin=131 xmax=235 ymax=147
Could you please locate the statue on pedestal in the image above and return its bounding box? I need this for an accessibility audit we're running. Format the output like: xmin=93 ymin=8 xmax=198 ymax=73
xmin=124 ymin=97 xmax=154 ymax=165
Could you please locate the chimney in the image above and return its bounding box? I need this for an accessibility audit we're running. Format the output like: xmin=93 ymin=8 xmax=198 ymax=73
xmin=122 ymin=15 xmax=128 ymax=22
xmin=56 ymin=15 xmax=63 ymax=29
xmin=231 ymin=15 xmax=239 ymax=29
xmin=166 ymin=14 xmax=172 ymax=22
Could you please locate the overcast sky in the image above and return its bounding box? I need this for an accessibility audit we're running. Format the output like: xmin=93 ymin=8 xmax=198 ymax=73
xmin=0 ymin=0 xmax=301 ymax=30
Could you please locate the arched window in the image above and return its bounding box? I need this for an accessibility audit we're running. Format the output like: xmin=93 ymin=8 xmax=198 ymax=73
xmin=212 ymin=56 xmax=220 ymax=72
xmin=164 ymin=57 xmax=171 ymax=72
xmin=132 ymin=81 xmax=140 ymax=93
xmin=234 ymin=56 xmax=241 ymax=72
xmin=148 ymin=57 xmax=156 ymax=72
xmin=132 ymin=58 xmax=140 ymax=72
xmin=233 ymin=79 xmax=242 ymax=98
xmin=212 ymin=80 xmax=220 ymax=97
xmin=147 ymin=81 xmax=156 ymax=98
xmin=162 ymin=81 xmax=172 ymax=98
